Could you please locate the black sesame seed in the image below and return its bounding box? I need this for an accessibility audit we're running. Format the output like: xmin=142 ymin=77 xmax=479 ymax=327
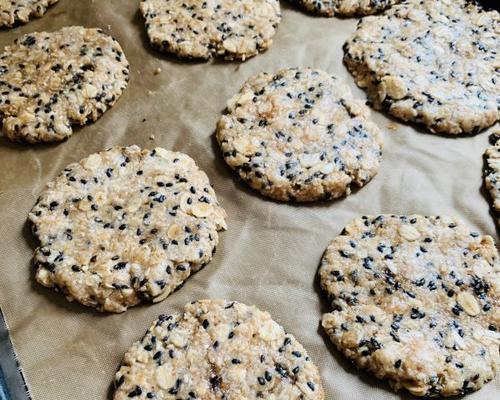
xmin=128 ymin=386 xmax=142 ymax=397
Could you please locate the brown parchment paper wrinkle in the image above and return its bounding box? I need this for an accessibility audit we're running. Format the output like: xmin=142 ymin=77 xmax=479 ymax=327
xmin=0 ymin=1 xmax=498 ymax=399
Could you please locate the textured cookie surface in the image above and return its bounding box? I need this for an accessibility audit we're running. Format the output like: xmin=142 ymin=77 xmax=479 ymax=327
xmin=140 ymin=0 xmax=281 ymax=60
xmin=29 ymin=146 xmax=227 ymax=312
xmin=319 ymin=215 xmax=500 ymax=396
xmin=0 ymin=0 xmax=58 ymax=27
xmin=291 ymin=0 xmax=399 ymax=17
xmin=216 ymin=68 xmax=383 ymax=202
xmin=114 ymin=299 xmax=325 ymax=399
xmin=344 ymin=0 xmax=500 ymax=134
xmin=485 ymin=133 xmax=500 ymax=225
xmin=0 ymin=26 xmax=129 ymax=143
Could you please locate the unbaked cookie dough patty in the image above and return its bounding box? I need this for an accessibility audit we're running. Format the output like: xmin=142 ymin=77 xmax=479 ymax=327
xmin=0 ymin=26 xmax=129 ymax=143
xmin=0 ymin=0 xmax=58 ymax=27
xmin=484 ymin=133 xmax=500 ymax=225
xmin=29 ymin=146 xmax=227 ymax=313
xmin=114 ymin=299 xmax=325 ymax=399
xmin=216 ymin=67 xmax=383 ymax=202
xmin=319 ymin=215 xmax=500 ymax=396
xmin=343 ymin=0 xmax=500 ymax=135
xmin=291 ymin=0 xmax=399 ymax=17
xmin=140 ymin=0 xmax=281 ymax=60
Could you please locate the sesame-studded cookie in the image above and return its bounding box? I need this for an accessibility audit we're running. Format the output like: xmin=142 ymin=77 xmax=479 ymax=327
xmin=114 ymin=299 xmax=325 ymax=399
xmin=216 ymin=68 xmax=383 ymax=202
xmin=0 ymin=26 xmax=129 ymax=143
xmin=343 ymin=0 xmax=500 ymax=135
xmin=29 ymin=146 xmax=227 ymax=313
xmin=139 ymin=0 xmax=281 ymax=60
xmin=484 ymin=133 xmax=500 ymax=225
xmin=319 ymin=215 xmax=500 ymax=397
xmin=290 ymin=0 xmax=399 ymax=17
xmin=0 ymin=0 xmax=58 ymax=28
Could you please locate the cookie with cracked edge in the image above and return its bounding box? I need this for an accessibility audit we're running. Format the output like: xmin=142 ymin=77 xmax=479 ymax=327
xmin=484 ymin=132 xmax=500 ymax=225
xmin=113 ymin=299 xmax=325 ymax=399
xmin=0 ymin=26 xmax=129 ymax=143
xmin=140 ymin=0 xmax=281 ymax=60
xmin=0 ymin=0 xmax=58 ymax=27
xmin=290 ymin=0 xmax=399 ymax=17
xmin=216 ymin=67 xmax=383 ymax=202
xmin=343 ymin=0 xmax=500 ymax=134
xmin=29 ymin=146 xmax=227 ymax=313
xmin=319 ymin=214 xmax=500 ymax=396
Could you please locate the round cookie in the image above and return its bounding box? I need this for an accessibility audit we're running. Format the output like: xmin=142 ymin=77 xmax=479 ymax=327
xmin=484 ymin=133 xmax=500 ymax=225
xmin=216 ymin=67 xmax=383 ymax=202
xmin=291 ymin=0 xmax=399 ymax=17
xmin=0 ymin=26 xmax=129 ymax=143
xmin=343 ymin=0 xmax=500 ymax=135
xmin=139 ymin=0 xmax=281 ymax=60
xmin=29 ymin=146 xmax=227 ymax=313
xmin=0 ymin=0 xmax=58 ymax=27
xmin=319 ymin=215 xmax=500 ymax=397
xmin=114 ymin=299 xmax=325 ymax=399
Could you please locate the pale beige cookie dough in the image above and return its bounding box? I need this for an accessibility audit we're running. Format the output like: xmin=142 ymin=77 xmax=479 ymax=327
xmin=343 ymin=0 xmax=500 ymax=134
xmin=484 ymin=132 xmax=500 ymax=224
xmin=0 ymin=0 xmax=58 ymax=27
xmin=114 ymin=299 xmax=325 ymax=399
xmin=140 ymin=0 xmax=281 ymax=60
xmin=216 ymin=67 xmax=383 ymax=202
xmin=319 ymin=215 xmax=500 ymax=396
xmin=291 ymin=0 xmax=399 ymax=17
xmin=0 ymin=26 xmax=129 ymax=143
xmin=29 ymin=146 xmax=227 ymax=313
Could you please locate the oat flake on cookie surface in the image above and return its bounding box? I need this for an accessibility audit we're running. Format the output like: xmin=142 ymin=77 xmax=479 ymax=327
xmin=139 ymin=0 xmax=281 ymax=60
xmin=216 ymin=67 xmax=383 ymax=202
xmin=343 ymin=0 xmax=500 ymax=135
xmin=29 ymin=146 xmax=227 ymax=313
xmin=114 ymin=299 xmax=325 ymax=399
xmin=0 ymin=26 xmax=129 ymax=143
xmin=319 ymin=215 xmax=500 ymax=396
xmin=291 ymin=0 xmax=399 ymax=17
xmin=484 ymin=132 xmax=500 ymax=225
xmin=0 ymin=0 xmax=58 ymax=27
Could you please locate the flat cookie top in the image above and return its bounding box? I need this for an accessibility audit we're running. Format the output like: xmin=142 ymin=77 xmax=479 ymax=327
xmin=0 ymin=26 xmax=129 ymax=143
xmin=140 ymin=0 xmax=281 ymax=60
xmin=319 ymin=215 xmax=500 ymax=397
xmin=216 ymin=68 xmax=383 ymax=202
xmin=291 ymin=0 xmax=399 ymax=17
xmin=29 ymin=146 xmax=227 ymax=313
xmin=343 ymin=0 xmax=500 ymax=135
xmin=485 ymin=133 xmax=500 ymax=224
xmin=0 ymin=0 xmax=58 ymax=27
xmin=114 ymin=299 xmax=325 ymax=399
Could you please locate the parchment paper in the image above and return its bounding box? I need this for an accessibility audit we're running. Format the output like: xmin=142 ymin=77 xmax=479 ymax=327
xmin=0 ymin=1 xmax=498 ymax=399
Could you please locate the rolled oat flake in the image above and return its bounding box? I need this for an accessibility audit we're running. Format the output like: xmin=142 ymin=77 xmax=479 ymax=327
xmin=29 ymin=146 xmax=227 ymax=312
xmin=319 ymin=215 xmax=500 ymax=396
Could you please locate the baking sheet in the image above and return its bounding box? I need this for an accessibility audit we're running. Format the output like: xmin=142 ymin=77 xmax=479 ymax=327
xmin=0 ymin=0 xmax=498 ymax=399
xmin=0 ymin=307 xmax=31 ymax=400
